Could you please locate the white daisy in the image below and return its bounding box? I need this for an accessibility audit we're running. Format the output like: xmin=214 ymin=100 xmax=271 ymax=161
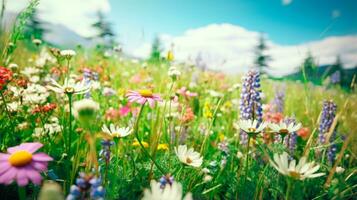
xmin=269 ymin=121 xmax=302 ymax=135
xmin=174 ymin=145 xmax=203 ymax=168
xmin=72 ymin=99 xmax=100 ymax=119
xmin=32 ymin=39 xmax=42 ymax=45
xmin=47 ymin=78 xmax=90 ymax=95
xmin=142 ymin=180 xmax=192 ymax=200
xmin=269 ymin=152 xmax=325 ymax=180
xmin=23 ymin=84 xmax=49 ymax=105
xmin=21 ymin=67 xmax=40 ymax=77
xmin=8 ymin=63 xmax=18 ymax=70
xmin=6 ymin=101 xmax=20 ymax=112
xmin=237 ymin=119 xmax=267 ymax=135
xmin=101 ymin=124 xmax=132 ymax=138
xmin=168 ymin=66 xmax=181 ymax=79
xmin=60 ymin=49 xmax=76 ymax=59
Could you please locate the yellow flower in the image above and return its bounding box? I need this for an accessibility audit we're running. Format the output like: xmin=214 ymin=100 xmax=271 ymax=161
xmin=167 ymin=50 xmax=174 ymax=61
xmin=157 ymin=143 xmax=169 ymax=151
xmin=224 ymin=101 xmax=232 ymax=109
xmin=203 ymin=102 xmax=213 ymax=118
xmin=132 ymin=139 xmax=149 ymax=148
xmin=117 ymin=88 xmax=126 ymax=97
xmin=218 ymin=132 xmax=225 ymax=142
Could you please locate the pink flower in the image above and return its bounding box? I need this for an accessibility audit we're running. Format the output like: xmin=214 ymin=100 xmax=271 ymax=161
xmin=129 ymin=74 xmax=142 ymax=84
xmin=119 ymin=106 xmax=131 ymax=117
xmin=126 ymin=90 xmax=162 ymax=108
xmin=105 ymin=108 xmax=121 ymax=121
xmin=177 ymin=87 xmax=197 ymax=98
xmin=0 ymin=142 xmax=53 ymax=186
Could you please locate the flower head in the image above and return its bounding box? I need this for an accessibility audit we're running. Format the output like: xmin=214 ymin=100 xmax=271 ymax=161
xmin=269 ymin=152 xmax=325 ymax=180
xmin=142 ymin=180 xmax=192 ymax=200
xmin=72 ymin=99 xmax=100 ymax=119
xmin=269 ymin=121 xmax=302 ymax=135
xmin=47 ymin=78 xmax=91 ymax=95
xmin=174 ymin=145 xmax=203 ymax=168
xmin=237 ymin=119 xmax=267 ymax=137
xmin=168 ymin=66 xmax=181 ymax=80
xmin=0 ymin=66 xmax=13 ymax=90
xmin=132 ymin=139 xmax=149 ymax=148
xmin=32 ymin=39 xmax=42 ymax=46
xmin=0 ymin=142 xmax=53 ymax=186
xmin=60 ymin=49 xmax=76 ymax=59
xmin=101 ymin=124 xmax=132 ymax=138
xmin=126 ymin=90 xmax=162 ymax=108
xmin=318 ymin=100 xmax=337 ymax=144
xmin=239 ymin=70 xmax=263 ymax=143
xmin=157 ymin=144 xmax=169 ymax=151
xmin=297 ymin=127 xmax=310 ymax=140
xmin=67 ymin=173 xmax=104 ymax=200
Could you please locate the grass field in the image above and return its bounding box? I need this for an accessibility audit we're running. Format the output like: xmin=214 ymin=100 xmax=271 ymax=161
xmin=0 ymin=2 xmax=356 ymax=200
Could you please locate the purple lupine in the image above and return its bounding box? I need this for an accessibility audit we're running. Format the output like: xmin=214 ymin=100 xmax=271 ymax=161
xmin=66 ymin=173 xmax=105 ymax=200
xmin=99 ymin=140 xmax=114 ymax=164
xmin=159 ymin=175 xmax=174 ymax=189
xmin=330 ymin=71 xmax=341 ymax=84
xmin=83 ymin=68 xmax=92 ymax=99
xmin=92 ymin=71 xmax=99 ymax=81
xmin=272 ymin=88 xmax=285 ymax=113
xmin=327 ymin=135 xmax=337 ymax=164
xmin=318 ymin=100 xmax=338 ymax=164
xmin=318 ymin=100 xmax=337 ymax=144
xmin=284 ymin=118 xmax=297 ymax=154
xmin=239 ymin=70 xmax=263 ymax=144
xmin=218 ymin=140 xmax=229 ymax=155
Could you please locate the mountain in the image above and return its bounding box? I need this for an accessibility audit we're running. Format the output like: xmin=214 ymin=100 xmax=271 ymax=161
xmin=276 ymin=64 xmax=357 ymax=89
xmin=43 ymin=23 xmax=93 ymax=48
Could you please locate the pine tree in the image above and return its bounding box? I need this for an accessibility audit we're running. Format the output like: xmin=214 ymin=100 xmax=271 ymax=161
xmin=302 ymin=52 xmax=316 ymax=75
xmin=92 ymin=11 xmax=116 ymax=47
xmin=24 ymin=9 xmax=46 ymax=41
xmin=254 ymin=34 xmax=271 ymax=73
xmin=149 ymin=36 xmax=162 ymax=62
xmin=329 ymin=56 xmax=344 ymax=84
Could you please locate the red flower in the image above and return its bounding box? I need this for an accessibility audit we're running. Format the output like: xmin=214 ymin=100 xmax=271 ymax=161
xmin=182 ymin=107 xmax=195 ymax=123
xmin=297 ymin=127 xmax=310 ymax=140
xmin=42 ymin=103 xmax=57 ymax=112
xmin=32 ymin=103 xmax=57 ymax=114
xmin=0 ymin=66 xmax=13 ymax=90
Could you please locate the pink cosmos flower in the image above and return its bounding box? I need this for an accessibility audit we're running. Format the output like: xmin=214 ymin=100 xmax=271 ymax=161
xmin=126 ymin=90 xmax=162 ymax=108
xmin=0 ymin=142 xmax=53 ymax=186
xmin=119 ymin=105 xmax=131 ymax=117
xmin=177 ymin=87 xmax=197 ymax=98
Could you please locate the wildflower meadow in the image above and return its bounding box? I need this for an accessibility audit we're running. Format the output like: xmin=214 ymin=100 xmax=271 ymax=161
xmin=0 ymin=0 xmax=356 ymax=199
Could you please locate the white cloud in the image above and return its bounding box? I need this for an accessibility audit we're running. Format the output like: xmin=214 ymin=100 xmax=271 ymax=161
xmin=282 ymin=0 xmax=293 ymax=6
xmin=131 ymin=23 xmax=357 ymax=76
xmin=6 ymin=0 xmax=110 ymax=37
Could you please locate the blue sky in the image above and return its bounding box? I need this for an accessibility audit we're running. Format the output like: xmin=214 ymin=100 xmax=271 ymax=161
xmin=7 ymin=0 xmax=357 ymax=75
xmin=107 ymin=0 xmax=357 ymax=45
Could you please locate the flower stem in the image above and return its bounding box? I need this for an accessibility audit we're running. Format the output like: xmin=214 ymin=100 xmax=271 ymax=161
xmin=244 ymin=136 xmax=251 ymax=184
xmin=67 ymin=94 xmax=73 ymax=158
xmin=134 ymin=103 xmax=166 ymax=175
xmin=18 ymin=186 xmax=26 ymax=200
xmin=0 ymin=90 xmax=15 ymax=145
xmin=285 ymin=178 xmax=292 ymax=200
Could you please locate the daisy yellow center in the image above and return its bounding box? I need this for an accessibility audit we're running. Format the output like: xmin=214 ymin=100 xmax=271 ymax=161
xmin=279 ymin=129 xmax=289 ymax=134
xmin=248 ymin=128 xmax=256 ymax=133
xmin=64 ymin=87 xmax=75 ymax=94
xmin=139 ymin=89 xmax=153 ymax=97
xmin=186 ymin=157 xmax=193 ymax=164
xmin=112 ymin=131 xmax=122 ymax=137
xmin=9 ymin=150 xmax=33 ymax=167
xmin=288 ymin=171 xmax=301 ymax=179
